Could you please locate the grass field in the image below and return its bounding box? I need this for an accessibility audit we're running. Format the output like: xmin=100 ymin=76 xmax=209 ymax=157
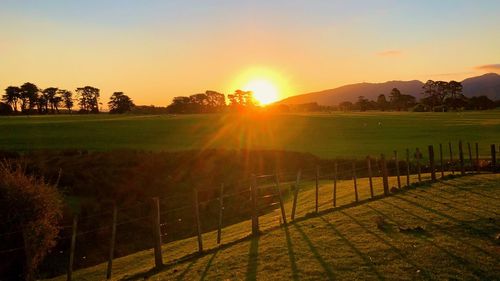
xmin=1 ymin=111 xmax=500 ymax=158
xmin=47 ymin=173 xmax=500 ymax=281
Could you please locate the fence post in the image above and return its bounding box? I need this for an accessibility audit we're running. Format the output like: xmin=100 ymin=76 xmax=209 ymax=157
xmin=251 ymin=175 xmax=259 ymax=235
xmin=193 ymin=188 xmax=203 ymax=253
xmin=67 ymin=215 xmax=78 ymax=281
xmin=367 ymin=156 xmax=374 ymax=198
xmin=449 ymin=142 xmax=454 ymax=174
xmin=459 ymin=141 xmax=465 ymax=175
xmin=106 ymin=203 xmax=118 ymax=280
xmin=439 ymin=143 xmax=444 ymax=178
xmin=315 ymin=165 xmax=319 ymax=213
xmin=491 ymin=144 xmax=497 ymax=173
xmin=150 ymin=197 xmax=163 ymax=268
xmin=333 ymin=163 xmax=338 ymax=207
xmin=416 ymin=148 xmax=422 ymax=183
xmin=467 ymin=142 xmax=473 ymax=172
xmin=475 ymin=143 xmax=480 ymax=173
xmin=394 ymin=151 xmax=401 ymax=189
xmin=352 ymin=161 xmax=358 ymax=202
xmin=428 ymin=145 xmax=436 ymax=182
xmin=275 ymin=173 xmax=287 ymax=225
xmin=406 ymin=148 xmax=410 ymax=186
xmin=217 ymin=184 xmax=224 ymax=245
xmin=381 ymin=154 xmax=389 ymax=195
xmin=291 ymin=170 xmax=301 ymax=221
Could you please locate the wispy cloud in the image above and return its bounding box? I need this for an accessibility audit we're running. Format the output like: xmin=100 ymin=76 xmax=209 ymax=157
xmin=475 ymin=64 xmax=500 ymax=72
xmin=377 ymin=50 xmax=402 ymax=57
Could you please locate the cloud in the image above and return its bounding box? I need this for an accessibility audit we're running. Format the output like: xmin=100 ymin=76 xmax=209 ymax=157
xmin=475 ymin=64 xmax=500 ymax=72
xmin=377 ymin=50 xmax=402 ymax=57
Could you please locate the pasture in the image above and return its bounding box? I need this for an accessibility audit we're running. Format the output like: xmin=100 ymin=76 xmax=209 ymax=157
xmin=1 ymin=110 xmax=499 ymax=158
xmin=47 ymin=173 xmax=500 ymax=281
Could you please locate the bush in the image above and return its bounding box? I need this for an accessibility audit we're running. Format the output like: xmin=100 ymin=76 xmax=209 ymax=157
xmin=0 ymin=102 xmax=13 ymax=115
xmin=411 ymin=103 xmax=427 ymax=112
xmin=0 ymin=162 xmax=63 ymax=281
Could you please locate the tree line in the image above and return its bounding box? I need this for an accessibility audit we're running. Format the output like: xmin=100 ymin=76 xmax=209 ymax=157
xmin=335 ymin=80 xmax=498 ymax=112
xmin=1 ymin=83 xmax=135 ymax=115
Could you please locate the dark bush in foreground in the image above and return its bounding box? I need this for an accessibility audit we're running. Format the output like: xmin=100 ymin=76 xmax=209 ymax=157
xmin=0 ymin=162 xmax=63 ymax=281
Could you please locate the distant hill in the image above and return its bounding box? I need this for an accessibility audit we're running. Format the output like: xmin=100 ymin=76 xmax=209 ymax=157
xmin=462 ymin=73 xmax=500 ymax=100
xmin=278 ymin=73 xmax=500 ymax=105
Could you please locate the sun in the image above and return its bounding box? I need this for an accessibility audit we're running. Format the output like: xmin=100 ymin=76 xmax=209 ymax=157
xmin=242 ymin=79 xmax=279 ymax=105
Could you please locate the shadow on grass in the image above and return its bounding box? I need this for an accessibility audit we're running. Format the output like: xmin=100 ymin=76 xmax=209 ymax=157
xmin=318 ymin=217 xmax=385 ymax=281
xmin=175 ymin=258 xmax=198 ymax=281
xmin=200 ymin=250 xmax=218 ymax=281
xmin=339 ymin=210 xmax=433 ymax=279
xmin=283 ymin=226 xmax=299 ymax=281
xmin=292 ymin=223 xmax=336 ymax=280
xmin=439 ymin=180 xmax=500 ymax=200
xmin=245 ymin=237 xmax=259 ymax=281
xmin=368 ymin=203 xmax=494 ymax=280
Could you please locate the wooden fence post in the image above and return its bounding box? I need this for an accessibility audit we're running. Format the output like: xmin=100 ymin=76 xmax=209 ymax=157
xmin=193 ymin=188 xmax=203 ymax=253
xmin=217 ymin=184 xmax=224 ymax=245
xmin=406 ymin=148 xmax=410 ymax=186
xmin=333 ymin=163 xmax=338 ymax=207
xmin=394 ymin=151 xmax=401 ymax=189
xmin=315 ymin=165 xmax=319 ymax=213
xmin=291 ymin=170 xmax=301 ymax=221
xmin=491 ymin=144 xmax=497 ymax=173
xmin=275 ymin=173 xmax=287 ymax=225
xmin=381 ymin=154 xmax=389 ymax=195
xmin=459 ymin=140 xmax=465 ymax=175
xmin=352 ymin=161 xmax=358 ymax=202
xmin=67 ymin=215 xmax=78 ymax=281
xmin=367 ymin=156 xmax=374 ymax=198
xmin=449 ymin=142 xmax=454 ymax=174
xmin=467 ymin=142 xmax=473 ymax=171
xmin=439 ymin=143 xmax=444 ymax=178
xmin=416 ymin=148 xmax=422 ymax=183
xmin=106 ymin=203 xmax=118 ymax=280
xmin=475 ymin=143 xmax=479 ymax=173
xmin=150 ymin=197 xmax=163 ymax=268
xmin=428 ymin=145 xmax=436 ymax=182
xmin=250 ymin=175 xmax=259 ymax=235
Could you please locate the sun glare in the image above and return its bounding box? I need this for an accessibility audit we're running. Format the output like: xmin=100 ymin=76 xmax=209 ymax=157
xmin=242 ymin=79 xmax=279 ymax=105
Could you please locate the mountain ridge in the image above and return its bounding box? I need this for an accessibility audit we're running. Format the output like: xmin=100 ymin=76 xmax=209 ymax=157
xmin=278 ymin=73 xmax=500 ymax=105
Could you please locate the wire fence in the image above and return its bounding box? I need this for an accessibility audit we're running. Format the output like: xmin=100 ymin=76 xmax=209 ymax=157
xmin=0 ymin=141 xmax=498 ymax=280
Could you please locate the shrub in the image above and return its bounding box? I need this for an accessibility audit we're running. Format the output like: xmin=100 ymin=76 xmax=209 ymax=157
xmin=0 ymin=162 xmax=63 ymax=281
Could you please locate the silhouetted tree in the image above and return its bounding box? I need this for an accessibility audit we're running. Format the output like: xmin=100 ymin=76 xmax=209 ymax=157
xmin=466 ymin=96 xmax=495 ymax=110
xmin=377 ymin=94 xmax=389 ymax=111
xmin=19 ymin=83 xmax=39 ymax=113
xmin=356 ymin=96 xmax=370 ymax=111
xmin=59 ymin=90 xmax=73 ymax=113
xmin=228 ymin=90 xmax=256 ymax=111
xmin=108 ymin=92 xmax=135 ymax=113
xmin=205 ymin=91 xmax=226 ymax=112
xmin=76 ymin=86 xmax=100 ymax=113
xmin=2 ymin=86 xmax=21 ymax=112
xmin=0 ymin=102 xmax=13 ymax=115
xmin=41 ymin=87 xmax=59 ymax=113
xmin=339 ymin=101 xmax=353 ymax=111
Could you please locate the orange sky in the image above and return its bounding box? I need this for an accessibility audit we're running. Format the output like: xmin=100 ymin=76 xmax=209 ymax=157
xmin=1 ymin=1 xmax=499 ymax=106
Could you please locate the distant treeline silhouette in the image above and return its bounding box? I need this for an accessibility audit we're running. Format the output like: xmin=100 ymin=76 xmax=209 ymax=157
xmin=0 ymin=83 xmax=134 ymax=115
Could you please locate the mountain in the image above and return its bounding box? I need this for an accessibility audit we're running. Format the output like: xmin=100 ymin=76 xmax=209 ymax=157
xmin=278 ymin=73 xmax=500 ymax=105
xmin=462 ymin=73 xmax=500 ymax=100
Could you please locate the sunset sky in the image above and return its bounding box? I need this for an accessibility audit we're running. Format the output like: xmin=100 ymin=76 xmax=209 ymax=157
xmin=1 ymin=0 xmax=499 ymax=106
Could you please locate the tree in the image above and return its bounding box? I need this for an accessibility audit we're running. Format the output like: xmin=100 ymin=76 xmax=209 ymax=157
xmin=421 ymin=80 xmax=440 ymax=111
xmin=0 ymin=162 xmax=62 ymax=281
xmin=339 ymin=101 xmax=353 ymax=111
xmin=76 ymin=86 xmax=100 ymax=113
xmin=2 ymin=86 xmax=21 ymax=112
xmin=19 ymin=83 xmax=39 ymax=113
xmin=108 ymin=92 xmax=135 ymax=113
xmin=0 ymin=102 xmax=13 ymax=115
xmin=356 ymin=96 xmax=370 ymax=111
xmin=377 ymin=94 xmax=389 ymax=111
xmin=166 ymin=96 xmax=191 ymax=113
xmin=445 ymin=81 xmax=465 ymax=110
xmin=205 ymin=91 xmax=226 ymax=112
xmin=228 ymin=90 xmax=256 ymax=111
xmin=58 ymin=90 xmax=73 ymax=113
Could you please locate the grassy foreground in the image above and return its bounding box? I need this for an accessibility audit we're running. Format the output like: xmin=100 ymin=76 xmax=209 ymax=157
xmin=1 ymin=111 xmax=500 ymax=157
xmin=48 ymin=173 xmax=500 ymax=280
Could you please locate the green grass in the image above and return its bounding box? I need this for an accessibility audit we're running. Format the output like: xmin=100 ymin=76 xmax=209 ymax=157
xmin=46 ymin=173 xmax=500 ymax=280
xmin=1 ymin=111 xmax=499 ymax=158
